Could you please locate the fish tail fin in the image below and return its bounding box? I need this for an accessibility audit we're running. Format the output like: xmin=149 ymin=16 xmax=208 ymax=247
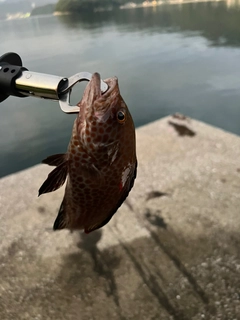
xmin=53 ymin=199 xmax=68 ymax=230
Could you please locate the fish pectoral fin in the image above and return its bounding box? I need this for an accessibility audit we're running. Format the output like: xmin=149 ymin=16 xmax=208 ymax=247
xmin=38 ymin=160 xmax=68 ymax=196
xmin=53 ymin=200 xmax=68 ymax=230
xmin=42 ymin=153 xmax=67 ymax=167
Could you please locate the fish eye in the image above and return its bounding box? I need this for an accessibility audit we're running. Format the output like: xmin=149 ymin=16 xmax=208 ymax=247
xmin=117 ymin=110 xmax=126 ymax=123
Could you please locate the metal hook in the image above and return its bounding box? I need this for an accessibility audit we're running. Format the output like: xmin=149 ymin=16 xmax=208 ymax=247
xmin=58 ymin=72 xmax=108 ymax=114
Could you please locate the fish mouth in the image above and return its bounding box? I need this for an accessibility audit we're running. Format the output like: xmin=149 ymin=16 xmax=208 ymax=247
xmin=83 ymin=72 xmax=102 ymax=105
xmin=77 ymin=72 xmax=101 ymax=121
xmin=85 ymin=72 xmax=118 ymax=103
xmin=77 ymin=72 xmax=119 ymax=122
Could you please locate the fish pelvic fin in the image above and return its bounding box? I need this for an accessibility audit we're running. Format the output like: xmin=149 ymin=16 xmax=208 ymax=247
xmin=42 ymin=153 xmax=67 ymax=167
xmin=38 ymin=160 xmax=68 ymax=196
xmin=53 ymin=200 xmax=68 ymax=230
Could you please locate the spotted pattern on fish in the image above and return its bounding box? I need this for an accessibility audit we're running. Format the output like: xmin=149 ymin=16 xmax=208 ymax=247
xmin=39 ymin=73 xmax=137 ymax=233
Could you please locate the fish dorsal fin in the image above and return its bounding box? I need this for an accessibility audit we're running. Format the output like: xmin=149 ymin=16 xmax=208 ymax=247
xmin=53 ymin=200 xmax=68 ymax=230
xmin=42 ymin=153 xmax=67 ymax=167
xmin=38 ymin=160 xmax=68 ymax=196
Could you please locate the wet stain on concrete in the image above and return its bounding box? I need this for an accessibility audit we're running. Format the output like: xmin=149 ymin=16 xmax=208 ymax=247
xmin=168 ymin=121 xmax=196 ymax=137
xmin=37 ymin=206 xmax=46 ymax=214
xmin=7 ymin=240 xmax=21 ymax=257
xmin=172 ymin=113 xmax=190 ymax=121
xmin=124 ymin=199 xmax=134 ymax=212
xmin=146 ymin=191 xmax=169 ymax=201
xmin=145 ymin=209 xmax=167 ymax=229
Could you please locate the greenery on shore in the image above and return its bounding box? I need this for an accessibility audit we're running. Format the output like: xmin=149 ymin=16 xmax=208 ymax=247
xmin=31 ymin=4 xmax=55 ymax=16
xmin=55 ymin=0 xmax=144 ymax=13
xmin=30 ymin=0 xmax=144 ymax=16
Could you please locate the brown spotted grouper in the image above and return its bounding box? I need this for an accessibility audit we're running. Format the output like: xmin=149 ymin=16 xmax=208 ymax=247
xmin=39 ymin=73 xmax=137 ymax=233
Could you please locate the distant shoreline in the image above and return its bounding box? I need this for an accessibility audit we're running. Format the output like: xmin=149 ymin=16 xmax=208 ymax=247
xmin=54 ymin=0 xmax=225 ymax=15
xmin=3 ymin=0 xmax=227 ymax=21
xmin=119 ymin=0 xmax=223 ymax=10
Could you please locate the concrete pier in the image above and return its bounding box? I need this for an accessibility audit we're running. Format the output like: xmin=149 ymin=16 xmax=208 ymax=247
xmin=0 ymin=115 xmax=240 ymax=320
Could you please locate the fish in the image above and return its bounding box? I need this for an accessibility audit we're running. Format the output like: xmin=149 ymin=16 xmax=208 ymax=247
xmin=39 ymin=72 xmax=137 ymax=233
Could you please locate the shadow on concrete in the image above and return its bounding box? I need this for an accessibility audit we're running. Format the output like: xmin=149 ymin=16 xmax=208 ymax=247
xmin=78 ymin=231 xmax=123 ymax=312
xmin=144 ymin=210 xmax=210 ymax=306
xmin=1 ymin=196 xmax=240 ymax=320
xmin=116 ymin=237 xmax=190 ymax=320
xmin=1 ymin=222 xmax=240 ymax=320
xmin=56 ymin=229 xmax=194 ymax=320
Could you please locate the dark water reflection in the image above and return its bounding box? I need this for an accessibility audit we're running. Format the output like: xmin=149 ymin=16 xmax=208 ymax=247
xmin=59 ymin=1 xmax=240 ymax=47
xmin=1 ymin=1 xmax=240 ymax=177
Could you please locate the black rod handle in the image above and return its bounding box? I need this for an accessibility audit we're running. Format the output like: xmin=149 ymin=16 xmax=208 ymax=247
xmin=0 ymin=52 xmax=28 ymax=103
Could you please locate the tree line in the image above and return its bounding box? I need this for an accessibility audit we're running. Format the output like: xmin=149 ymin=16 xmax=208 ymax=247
xmin=55 ymin=0 xmax=145 ymax=12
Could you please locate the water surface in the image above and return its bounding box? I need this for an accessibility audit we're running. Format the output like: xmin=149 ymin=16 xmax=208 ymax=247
xmin=1 ymin=1 xmax=240 ymax=177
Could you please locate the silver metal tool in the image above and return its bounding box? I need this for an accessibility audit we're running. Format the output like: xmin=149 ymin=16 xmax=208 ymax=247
xmin=15 ymin=71 xmax=68 ymax=100
xmin=0 ymin=52 xmax=109 ymax=113
xmin=16 ymin=71 xmax=108 ymax=114
xmin=58 ymin=72 xmax=108 ymax=114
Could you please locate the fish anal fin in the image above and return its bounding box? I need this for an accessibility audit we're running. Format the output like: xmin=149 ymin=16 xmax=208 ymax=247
xmin=38 ymin=161 xmax=68 ymax=196
xmin=42 ymin=153 xmax=67 ymax=167
xmin=84 ymin=214 xmax=113 ymax=234
xmin=53 ymin=201 xmax=68 ymax=230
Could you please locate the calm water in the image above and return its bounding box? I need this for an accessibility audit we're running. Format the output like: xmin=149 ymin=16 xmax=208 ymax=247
xmin=1 ymin=1 xmax=240 ymax=177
